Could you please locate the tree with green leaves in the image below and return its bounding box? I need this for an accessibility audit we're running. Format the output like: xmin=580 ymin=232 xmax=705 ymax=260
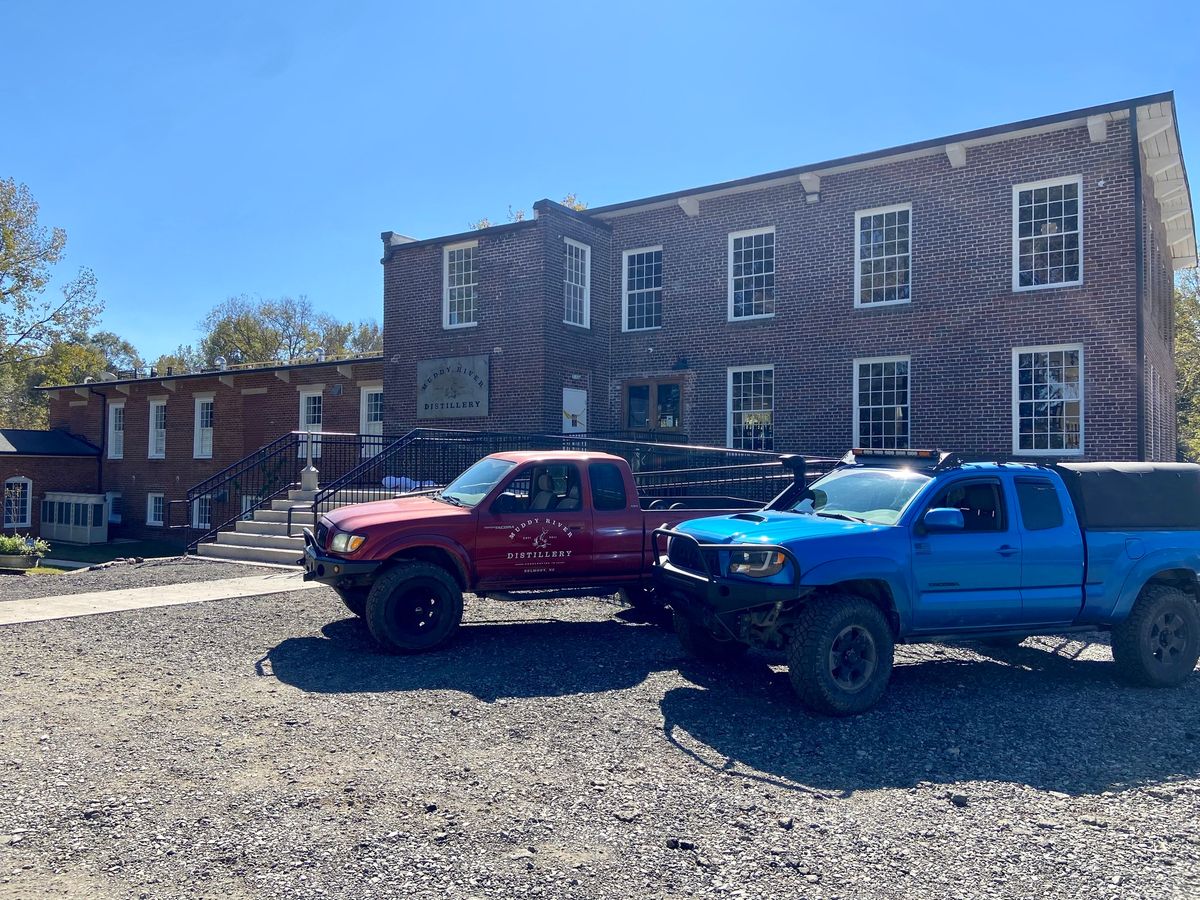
xmin=1175 ymin=269 xmax=1200 ymax=461
xmin=470 ymin=194 xmax=587 ymax=230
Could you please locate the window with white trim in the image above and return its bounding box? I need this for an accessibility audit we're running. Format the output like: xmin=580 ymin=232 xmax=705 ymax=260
xmin=564 ymin=238 xmax=591 ymax=327
xmin=443 ymin=242 xmax=478 ymax=328
xmin=193 ymin=397 xmax=214 ymax=459
xmin=855 ymin=204 xmax=911 ymax=306
xmin=728 ymin=228 xmax=775 ymax=320
xmin=192 ymin=495 xmax=211 ymax=529
xmin=1013 ymin=177 xmax=1082 ymax=290
xmin=622 ymin=247 xmax=663 ymax=331
xmin=4 ymin=477 xmax=32 ymax=529
xmin=108 ymin=401 xmax=125 ymax=459
xmin=1012 ymin=345 xmax=1083 ymax=455
xmin=148 ymin=400 xmax=167 ymax=459
xmin=360 ymin=385 xmax=385 ymax=457
xmin=299 ymin=390 xmax=323 ymax=459
xmin=854 ymin=357 xmax=911 ymax=449
xmin=727 ymin=366 xmax=774 ymax=450
xmin=146 ymin=493 xmax=165 ymax=527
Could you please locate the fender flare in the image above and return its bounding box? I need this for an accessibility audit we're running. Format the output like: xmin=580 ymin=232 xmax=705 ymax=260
xmin=370 ymin=533 xmax=473 ymax=588
xmin=799 ymin=556 xmax=913 ymax=633
xmin=1109 ymin=547 xmax=1200 ymax=621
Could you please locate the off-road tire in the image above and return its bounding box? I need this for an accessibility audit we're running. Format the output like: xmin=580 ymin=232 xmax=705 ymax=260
xmin=787 ymin=593 xmax=894 ymax=717
xmin=618 ymin=585 xmax=661 ymax=611
xmin=365 ymin=561 xmax=464 ymax=654
xmin=334 ymin=586 xmax=369 ymax=618
xmin=1111 ymin=584 xmax=1200 ymax=687
xmin=673 ymin=611 xmax=748 ymax=663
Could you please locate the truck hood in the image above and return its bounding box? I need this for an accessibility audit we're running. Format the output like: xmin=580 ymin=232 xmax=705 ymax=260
xmin=675 ymin=510 xmax=887 ymax=545
xmin=322 ymin=495 xmax=471 ymax=534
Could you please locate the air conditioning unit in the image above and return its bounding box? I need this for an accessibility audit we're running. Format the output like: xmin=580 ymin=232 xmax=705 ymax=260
xmin=40 ymin=492 xmax=109 ymax=544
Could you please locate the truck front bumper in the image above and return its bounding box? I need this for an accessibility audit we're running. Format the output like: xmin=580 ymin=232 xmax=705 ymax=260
xmin=301 ymin=530 xmax=381 ymax=587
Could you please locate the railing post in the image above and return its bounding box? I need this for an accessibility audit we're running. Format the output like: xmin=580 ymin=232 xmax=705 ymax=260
xmin=301 ymin=431 xmax=320 ymax=491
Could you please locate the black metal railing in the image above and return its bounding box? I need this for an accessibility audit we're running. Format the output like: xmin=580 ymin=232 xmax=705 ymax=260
xmin=183 ymin=431 xmax=387 ymax=550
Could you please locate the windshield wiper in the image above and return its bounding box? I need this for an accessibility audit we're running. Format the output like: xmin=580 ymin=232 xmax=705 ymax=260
xmin=815 ymin=511 xmax=865 ymax=523
xmin=433 ymin=493 xmax=463 ymax=507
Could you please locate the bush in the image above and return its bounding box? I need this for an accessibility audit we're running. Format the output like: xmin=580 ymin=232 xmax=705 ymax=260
xmin=0 ymin=533 xmax=51 ymax=558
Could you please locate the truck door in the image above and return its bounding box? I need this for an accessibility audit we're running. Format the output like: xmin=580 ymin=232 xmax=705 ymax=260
xmin=910 ymin=477 xmax=1023 ymax=631
xmin=1013 ymin=476 xmax=1085 ymax=624
xmin=588 ymin=460 xmax=643 ymax=576
xmin=473 ymin=462 xmax=594 ymax=588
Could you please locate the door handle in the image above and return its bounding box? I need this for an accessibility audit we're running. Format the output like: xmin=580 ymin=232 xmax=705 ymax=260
xmin=996 ymin=545 xmax=1018 ymax=557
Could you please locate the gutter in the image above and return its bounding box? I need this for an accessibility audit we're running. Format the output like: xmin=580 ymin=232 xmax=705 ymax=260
xmin=1131 ymin=107 xmax=1146 ymax=461
xmin=89 ymin=387 xmax=106 ymax=492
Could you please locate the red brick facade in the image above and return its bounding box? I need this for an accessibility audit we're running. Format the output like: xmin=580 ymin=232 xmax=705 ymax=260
xmin=1 ymin=456 xmax=99 ymax=536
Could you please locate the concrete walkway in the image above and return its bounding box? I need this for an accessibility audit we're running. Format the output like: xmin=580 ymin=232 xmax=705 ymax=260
xmin=0 ymin=572 xmax=321 ymax=626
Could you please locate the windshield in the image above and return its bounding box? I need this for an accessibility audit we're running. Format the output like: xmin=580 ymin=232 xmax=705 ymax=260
xmin=792 ymin=467 xmax=931 ymax=525
xmin=439 ymin=457 xmax=517 ymax=508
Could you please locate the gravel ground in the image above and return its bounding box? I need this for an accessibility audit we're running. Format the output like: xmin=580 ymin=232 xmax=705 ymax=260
xmin=0 ymin=558 xmax=279 ymax=604
xmin=1 ymin=561 xmax=1198 ymax=900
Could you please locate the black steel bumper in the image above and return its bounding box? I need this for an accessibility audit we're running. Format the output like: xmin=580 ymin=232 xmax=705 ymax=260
xmin=650 ymin=527 xmax=804 ymax=618
xmin=301 ymin=529 xmax=381 ymax=585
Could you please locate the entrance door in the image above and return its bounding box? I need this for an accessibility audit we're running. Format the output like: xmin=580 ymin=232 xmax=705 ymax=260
xmin=473 ymin=462 xmax=594 ymax=588
xmin=299 ymin=390 xmax=323 ymax=459
xmin=563 ymin=387 xmax=587 ymax=433
xmin=910 ymin=477 xmax=1023 ymax=631
xmin=360 ymin=384 xmax=385 ymax=456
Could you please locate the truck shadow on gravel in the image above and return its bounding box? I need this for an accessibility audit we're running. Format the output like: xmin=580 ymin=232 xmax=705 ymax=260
xmin=265 ymin=615 xmax=677 ymax=702
xmin=661 ymin=643 xmax=1200 ymax=797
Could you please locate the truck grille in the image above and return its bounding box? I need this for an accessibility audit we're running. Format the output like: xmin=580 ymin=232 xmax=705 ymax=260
xmin=668 ymin=537 xmax=717 ymax=576
xmin=315 ymin=521 xmax=330 ymax=549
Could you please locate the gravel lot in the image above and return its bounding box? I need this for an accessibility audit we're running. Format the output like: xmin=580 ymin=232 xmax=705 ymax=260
xmin=1 ymin=561 xmax=1198 ymax=900
xmin=0 ymin=558 xmax=276 ymax=604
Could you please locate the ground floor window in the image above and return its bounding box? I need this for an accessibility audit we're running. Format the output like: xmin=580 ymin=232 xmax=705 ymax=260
xmin=147 ymin=493 xmax=165 ymax=527
xmin=854 ymin=357 xmax=910 ymax=449
xmin=727 ymin=366 xmax=774 ymax=450
xmin=4 ymin=477 xmax=32 ymax=528
xmin=624 ymin=378 xmax=684 ymax=433
xmin=1012 ymin=344 xmax=1083 ymax=455
xmin=192 ymin=495 xmax=212 ymax=530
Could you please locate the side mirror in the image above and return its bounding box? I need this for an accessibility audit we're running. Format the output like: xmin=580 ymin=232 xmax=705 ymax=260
xmin=490 ymin=493 xmax=522 ymax=515
xmin=923 ymin=507 xmax=965 ymax=532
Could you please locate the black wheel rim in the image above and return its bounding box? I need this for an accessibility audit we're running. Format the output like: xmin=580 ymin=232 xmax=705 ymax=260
xmin=1149 ymin=610 xmax=1188 ymax=667
xmin=388 ymin=585 xmax=444 ymax=639
xmin=828 ymin=624 xmax=877 ymax=692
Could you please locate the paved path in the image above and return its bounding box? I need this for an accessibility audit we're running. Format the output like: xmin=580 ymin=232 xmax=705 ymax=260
xmin=0 ymin=572 xmax=320 ymax=626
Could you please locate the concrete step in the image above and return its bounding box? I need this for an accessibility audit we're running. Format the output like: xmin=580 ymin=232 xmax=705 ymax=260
xmin=217 ymin=530 xmax=305 ymax=551
xmin=253 ymin=508 xmax=317 ymax=525
xmin=196 ymin=542 xmax=304 ymax=566
xmin=270 ymin=498 xmax=316 ymax=511
xmin=235 ymin=519 xmax=296 ymax=536
xmin=288 ymin=489 xmax=318 ymax=502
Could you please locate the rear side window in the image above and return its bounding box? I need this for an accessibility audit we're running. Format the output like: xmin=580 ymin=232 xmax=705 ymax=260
xmin=1016 ymin=478 xmax=1064 ymax=531
xmin=589 ymin=462 xmax=628 ymax=511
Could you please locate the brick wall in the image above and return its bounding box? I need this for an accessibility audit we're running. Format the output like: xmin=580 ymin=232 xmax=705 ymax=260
xmin=0 ymin=456 xmax=100 ymax=536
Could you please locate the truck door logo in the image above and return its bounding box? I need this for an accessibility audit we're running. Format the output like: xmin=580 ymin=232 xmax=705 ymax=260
xmin=506 ymin=517 xmax=575 ymax=561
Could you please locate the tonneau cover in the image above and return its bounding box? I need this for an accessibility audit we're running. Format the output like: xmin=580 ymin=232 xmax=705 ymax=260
xmin=1054 ymin=462 xmax=1200 ymax=530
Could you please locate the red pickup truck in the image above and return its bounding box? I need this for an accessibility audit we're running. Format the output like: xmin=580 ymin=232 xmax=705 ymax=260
xmin=302 ymin=450 xmax=754 ymax=653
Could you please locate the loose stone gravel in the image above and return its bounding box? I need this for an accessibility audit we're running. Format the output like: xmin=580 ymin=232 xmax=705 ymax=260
xmin=1 ymin=560 xmax=1198 ymax=899
xmin=0 ymin=558 xmax=276 ymax=604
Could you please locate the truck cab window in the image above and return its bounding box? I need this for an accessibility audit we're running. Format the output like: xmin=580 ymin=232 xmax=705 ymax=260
xmin=1015 ymin=478 xmax=1064 ymax=530
xmin=930 ymin=481 xmax=1006 ymax=532
xmin=492 ymin=465 xmax=580 ymax=514
xmin=588 ymin=462 xmax=627 ymax=511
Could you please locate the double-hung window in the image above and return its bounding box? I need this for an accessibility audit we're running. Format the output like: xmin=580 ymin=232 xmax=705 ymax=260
xmin=855 ymin=204 xmax=911 ymax=306
xmin=854 ymin=357 xmax=911 ymax=449
xmin=148 ymin=400 xmax=167 ymax=459
xmin=1013 ymin=177 xmax=1082 ymax=290
xmin=622 ymin=247 xmax=663 ymax=331
xmin=1012 ymin=344 xmax=1083 ymax=455
xmin=564 ymin=238 xmax=591 ymax=327
xmin=443 ymin=241 xmax=478 ymax=328
xmin=299 ymin=390 xmax=323 ymax=458
xmin=4 ymin=477 xmax=32 ymax=529
xmin=192 ymin=495 xmax=212 ymax=530
xmin=108 ymin=401 xmax=125 ymax=459
xmin=727 ymin=366 xmax=774 ymax=450
xmin=728 ymin=228 xmax=775 ymax=320
xmin=193 ymin=396 xmax=214 ymax=459
xmin=360 ymin=384 xmax=385 ymax=457
xmin=146 ymin=493 xmax=165 ymax=527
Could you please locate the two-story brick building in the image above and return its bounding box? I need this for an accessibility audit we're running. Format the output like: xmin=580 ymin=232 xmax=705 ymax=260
xmin=382 ymin=92 xmax=1194 ymax=461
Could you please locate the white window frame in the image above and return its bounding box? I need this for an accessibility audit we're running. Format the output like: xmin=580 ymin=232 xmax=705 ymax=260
xmin=854 ymin=203 xmax=913 ymax=308
xmin=146 ymin=492 xmax=165 ymax=527
xmin=193 ymin=395 xmax=214 ymax=459
xmin=298 ymin=388 xmax=324 ymax=459
xmin=1011 ymin=343 xmax=1085 ymax=457
xmin=1011 ymin=175 xmax=1084 ymax=293
xmin=107 ymin=401 xmax=125 ymax=460
xmin=853 ymin=355 xmax=912 ymax=449
xmin=726 ymin=364 xmax=775 ymax=450
xmin=442 ymin=240 xmax=479 ymax=330
xmin=359 ymin=383 xmax=385 ymax=458
xmin=4 ymin=477 xmax=32 ymax=529
xmin=621 ymin=246 xmax=664 ymax=332
xmin=727 ymin=227 xmax=776 ymax=322
xmin=148 ymin=400 xmax=167 ymax=459
xmin=191 ymin=495 xmax=211 ymax=530
xmin=563 ymin=237 xmax=591 ymax=328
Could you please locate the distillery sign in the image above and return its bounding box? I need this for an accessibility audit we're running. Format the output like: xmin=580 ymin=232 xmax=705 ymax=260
xmin=416 ymin=354 xmax=490 ymax=419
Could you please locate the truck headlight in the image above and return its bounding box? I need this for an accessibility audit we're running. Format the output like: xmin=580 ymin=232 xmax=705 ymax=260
xmin=330 ymin=532 xmax=367 ymax=553
xmin=728 ymin=549 xmax=787 ymax=578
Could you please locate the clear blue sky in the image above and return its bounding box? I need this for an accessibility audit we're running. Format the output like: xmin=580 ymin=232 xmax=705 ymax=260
xmin=5 ymin=1 xmax=1198 ymax=360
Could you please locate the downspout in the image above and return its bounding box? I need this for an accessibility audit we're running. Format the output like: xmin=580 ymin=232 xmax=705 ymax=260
xmin=1131 ymin=106 xmax=1147 ymax=461
xmin=89 ymin=387 xmax=106 ymax=492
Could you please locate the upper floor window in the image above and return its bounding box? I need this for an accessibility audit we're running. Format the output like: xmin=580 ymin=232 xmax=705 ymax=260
xmin=564 ymin=238 xmax=591 ymax=328
xmin=1013 ymin=177 xmax=1082 ymax=291
xmin=4 ymin=477 xmax=31 ymax=529
xmin=193 ymin=396 xmax=214 ymax=459
xmin=855 ymin=204 xmax=911 ymax=307
xmin=443 ymin=241 xmax=478 ymax=328
xmin=728 ymin=228 xmax=775 ymax=320
xmin=623 ymin=247 xmax=663 ymax=331
xmin=149 ymin=400 xmax=167 ymax=459
xmin=727 ymin=365 xmax=774 ymax=450
xmin=107 ymin=402 xmax=125 ymax=459
xmin=1012 ymin=344 xmax=1083 ymax=455
xmin=854 ymin=356 xmax=911 ymax=449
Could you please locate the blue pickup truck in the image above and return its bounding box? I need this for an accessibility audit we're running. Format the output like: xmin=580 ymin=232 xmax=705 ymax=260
xmin=653 ymin=449 xmax=1200 ymax=716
